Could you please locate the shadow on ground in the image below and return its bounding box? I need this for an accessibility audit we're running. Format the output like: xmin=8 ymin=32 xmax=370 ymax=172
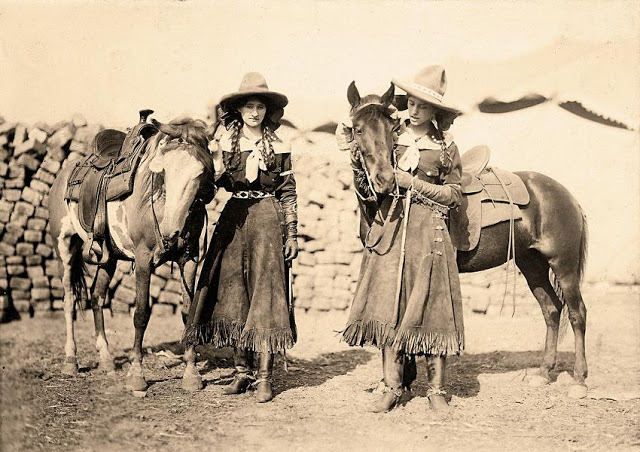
xmin=407 ymin=350 xmax=575 ymax=399
xmin=136 ymin=341 xmax=374 ymax=396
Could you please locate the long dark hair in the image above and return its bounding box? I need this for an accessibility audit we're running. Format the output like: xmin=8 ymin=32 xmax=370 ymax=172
xmin=221 ymin=95 xmax=279 ymax=172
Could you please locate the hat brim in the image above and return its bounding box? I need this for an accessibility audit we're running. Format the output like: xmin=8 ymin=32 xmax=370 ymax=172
xmin=219 ymin=90 xmax=289 ymax=112
xmin=392 ymin=78 xmax=462 ymax=116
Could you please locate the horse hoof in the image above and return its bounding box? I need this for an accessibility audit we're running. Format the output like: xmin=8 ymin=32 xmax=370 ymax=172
xmin=527 ymin=375 xmax=550 ymax=387
xmin=62 ymin=358 xmax=78 ymax=376
xmin=567 ymin=384 xmax=588 ymax=399
xmin=126 ymin=375 xmax=148 ymax=392
xmin=182 ymin=375 xmax=203 ymax=391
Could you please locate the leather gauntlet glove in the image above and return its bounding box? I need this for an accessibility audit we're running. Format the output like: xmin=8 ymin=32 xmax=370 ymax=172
xmin=411 ymin=177 xmax=462 ymax=208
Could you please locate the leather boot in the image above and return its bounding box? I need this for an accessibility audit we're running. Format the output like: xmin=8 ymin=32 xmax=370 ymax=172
xmin=223 ymin=347 xmax=255 ymax=395
xmin=370 ymin=347 xmax=404 ymax=413
xmin=426 ymin=354 xmax=449 ymax=412
xmin=255 ymin=352 xmax=274 ymax=403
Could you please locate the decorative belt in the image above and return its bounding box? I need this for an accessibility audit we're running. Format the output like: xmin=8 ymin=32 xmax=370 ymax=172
xmin=231 ymin=190 xmax=274 ymax=199
xmin=410 ymin=191 xmax=450 ymax=219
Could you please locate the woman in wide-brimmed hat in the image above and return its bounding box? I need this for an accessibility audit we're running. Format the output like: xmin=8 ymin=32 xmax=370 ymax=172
xmin=183 ymin=72 xmax=298 ymax=403
xmin=339 ymin=65 xmax=466 ymax=413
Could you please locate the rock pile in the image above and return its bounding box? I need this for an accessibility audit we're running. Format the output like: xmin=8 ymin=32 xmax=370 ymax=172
xmin=0 ymin=118 xmax=365 ymax=320
xmin=0 ymin=116 xmax=532 ymax=323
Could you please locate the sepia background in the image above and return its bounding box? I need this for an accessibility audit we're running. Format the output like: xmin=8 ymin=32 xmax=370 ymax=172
xmin=1 ymin=1 xmax=639 ymax=451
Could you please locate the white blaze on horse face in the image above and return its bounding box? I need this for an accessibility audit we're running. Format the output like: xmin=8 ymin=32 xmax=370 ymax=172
xmin=157 ymin=148 xmax=204 ymax=240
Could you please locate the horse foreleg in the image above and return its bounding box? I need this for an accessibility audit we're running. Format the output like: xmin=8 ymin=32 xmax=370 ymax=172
xmin=126 ymin=255 xmax=152 ymax=392
xmin=518 ymin=252 xmax=563 ymax=386
xmin=91 ymin=260 xmax=117 ymax=374
xmin=179 ymin=259 xmax=203 ymax=391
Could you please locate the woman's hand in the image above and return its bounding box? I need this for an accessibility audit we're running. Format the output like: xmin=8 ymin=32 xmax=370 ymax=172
xmin=394 ymin=169 xmax=414 ymax=189
xmin=284 ymin=238 xmax=299 ymax=261
xmin=208 ymin=139 xmax=225 ymax=179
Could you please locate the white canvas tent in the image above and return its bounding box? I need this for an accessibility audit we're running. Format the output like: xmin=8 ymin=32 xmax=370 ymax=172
xmin=453 ymin=102 xmax=640 ymax=283
xmin=484 ymin=39 xmax=640 ymax=131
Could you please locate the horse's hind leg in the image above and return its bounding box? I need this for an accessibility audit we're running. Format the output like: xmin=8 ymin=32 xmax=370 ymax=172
xmin=517 ymin=250 xmax=564 ymax=386
xmin=58 ymin=235 xmax=86 ymax=375
xmin=179 ymin=259 xmax=203 ymax=391
xmin=90 ymin=260 xmax=117 ymax=374
xmin=555 ymin=274 xmax=588 ymax=394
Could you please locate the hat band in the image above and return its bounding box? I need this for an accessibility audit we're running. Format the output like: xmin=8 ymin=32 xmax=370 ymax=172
xmin=411 ymin=83 xmax=444 ymax=102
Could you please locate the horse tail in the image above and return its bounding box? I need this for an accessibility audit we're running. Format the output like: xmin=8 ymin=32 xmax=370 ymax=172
xmin=69 ymin=236 xmax=88 ymax=312
xmin=577 ymin=205 xmax=589 ymax=284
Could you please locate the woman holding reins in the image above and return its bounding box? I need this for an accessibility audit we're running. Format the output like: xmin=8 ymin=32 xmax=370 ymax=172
xmin=338 ymin=65 xmax=465 ymax=413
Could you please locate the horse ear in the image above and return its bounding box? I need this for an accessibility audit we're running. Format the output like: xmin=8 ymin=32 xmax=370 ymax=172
xmin=381 ymin=83 xmax=395 ymax=107
xmin=152 ymin=119 xmax=181 ymax=139
xmin=347 ymin=81 xmax=361 ymax=108
xmin=148 ymin=152 xmax=165 ymax=173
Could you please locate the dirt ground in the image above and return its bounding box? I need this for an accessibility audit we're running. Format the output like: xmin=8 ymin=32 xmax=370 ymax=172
xmin=1 ymin=284 xmax=639 ymax=452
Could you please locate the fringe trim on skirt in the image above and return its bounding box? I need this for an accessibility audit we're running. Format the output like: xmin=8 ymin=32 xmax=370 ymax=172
xmin=182 ymin=318 xmax=294 ymax=353
xmin=394 ymin=328 xmax=464 ymax=356
xmin=342 ymin=319 xmax=464 ymax=355
xmin=342 ymin=319 xmax=396 ymax=349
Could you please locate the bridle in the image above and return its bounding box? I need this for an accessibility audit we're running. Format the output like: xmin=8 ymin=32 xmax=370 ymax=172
xmin=350 ymin=102 xmax=403 ymax=254
xmin=149 ymin=142 xmax=213 ymax=264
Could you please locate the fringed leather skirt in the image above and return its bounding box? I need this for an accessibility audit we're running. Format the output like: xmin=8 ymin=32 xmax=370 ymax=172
xmin=343 ymin=196 xmax=464 ymax=355
xmin=182 ymin=196 xmax=295 ymax=353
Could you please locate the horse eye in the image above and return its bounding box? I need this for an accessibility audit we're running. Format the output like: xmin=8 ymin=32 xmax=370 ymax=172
xmin=178 ymin=138 xmax=184 ymax=143
xmin=354 ymin=127 xmax=363 ymax=135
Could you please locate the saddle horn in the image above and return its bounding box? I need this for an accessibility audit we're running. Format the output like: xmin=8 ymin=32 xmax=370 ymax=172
xmin=139 ymin=109 xmax=154 ymax=123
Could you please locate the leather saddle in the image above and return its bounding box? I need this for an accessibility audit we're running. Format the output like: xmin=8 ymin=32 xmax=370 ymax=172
xmin=450 ymin=145 xmax=530 ymax=251
xmin=65 ymin=109 xmax=158 ymax=263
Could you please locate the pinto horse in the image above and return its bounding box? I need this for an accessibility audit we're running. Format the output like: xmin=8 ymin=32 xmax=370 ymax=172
xmin=344 ymin=83 xmax=589 ymax=397
xmin=49 ymin=117 xmax=215 ymax=392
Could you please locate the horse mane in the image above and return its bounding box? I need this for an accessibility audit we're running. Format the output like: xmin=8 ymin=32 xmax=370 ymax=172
xmin=351 ymin=97 xmax=395 ymax=123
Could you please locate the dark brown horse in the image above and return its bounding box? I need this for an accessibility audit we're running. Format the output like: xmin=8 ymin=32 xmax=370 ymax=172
xmin=345 ymin=82 xmax=589 ymax=397
xmin=49 ymin=117 xmax=215 ymax=392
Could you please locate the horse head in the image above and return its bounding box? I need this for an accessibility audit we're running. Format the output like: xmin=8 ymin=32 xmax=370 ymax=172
xmin=347 ymin=82 xmax=399 ymax=196
xmin=147 ymin=117 xmax=215 ymax=251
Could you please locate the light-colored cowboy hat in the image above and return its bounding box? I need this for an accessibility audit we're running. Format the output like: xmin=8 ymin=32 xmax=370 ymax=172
xmin=392 ymin=65 xmax=462 ymax=116
xmin=219 ymin=72 xmax=289 ymax=112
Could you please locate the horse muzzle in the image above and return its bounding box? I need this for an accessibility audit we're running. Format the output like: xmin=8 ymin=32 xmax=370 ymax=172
xmin=372 ymin=171 xmax=395 ymax=196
